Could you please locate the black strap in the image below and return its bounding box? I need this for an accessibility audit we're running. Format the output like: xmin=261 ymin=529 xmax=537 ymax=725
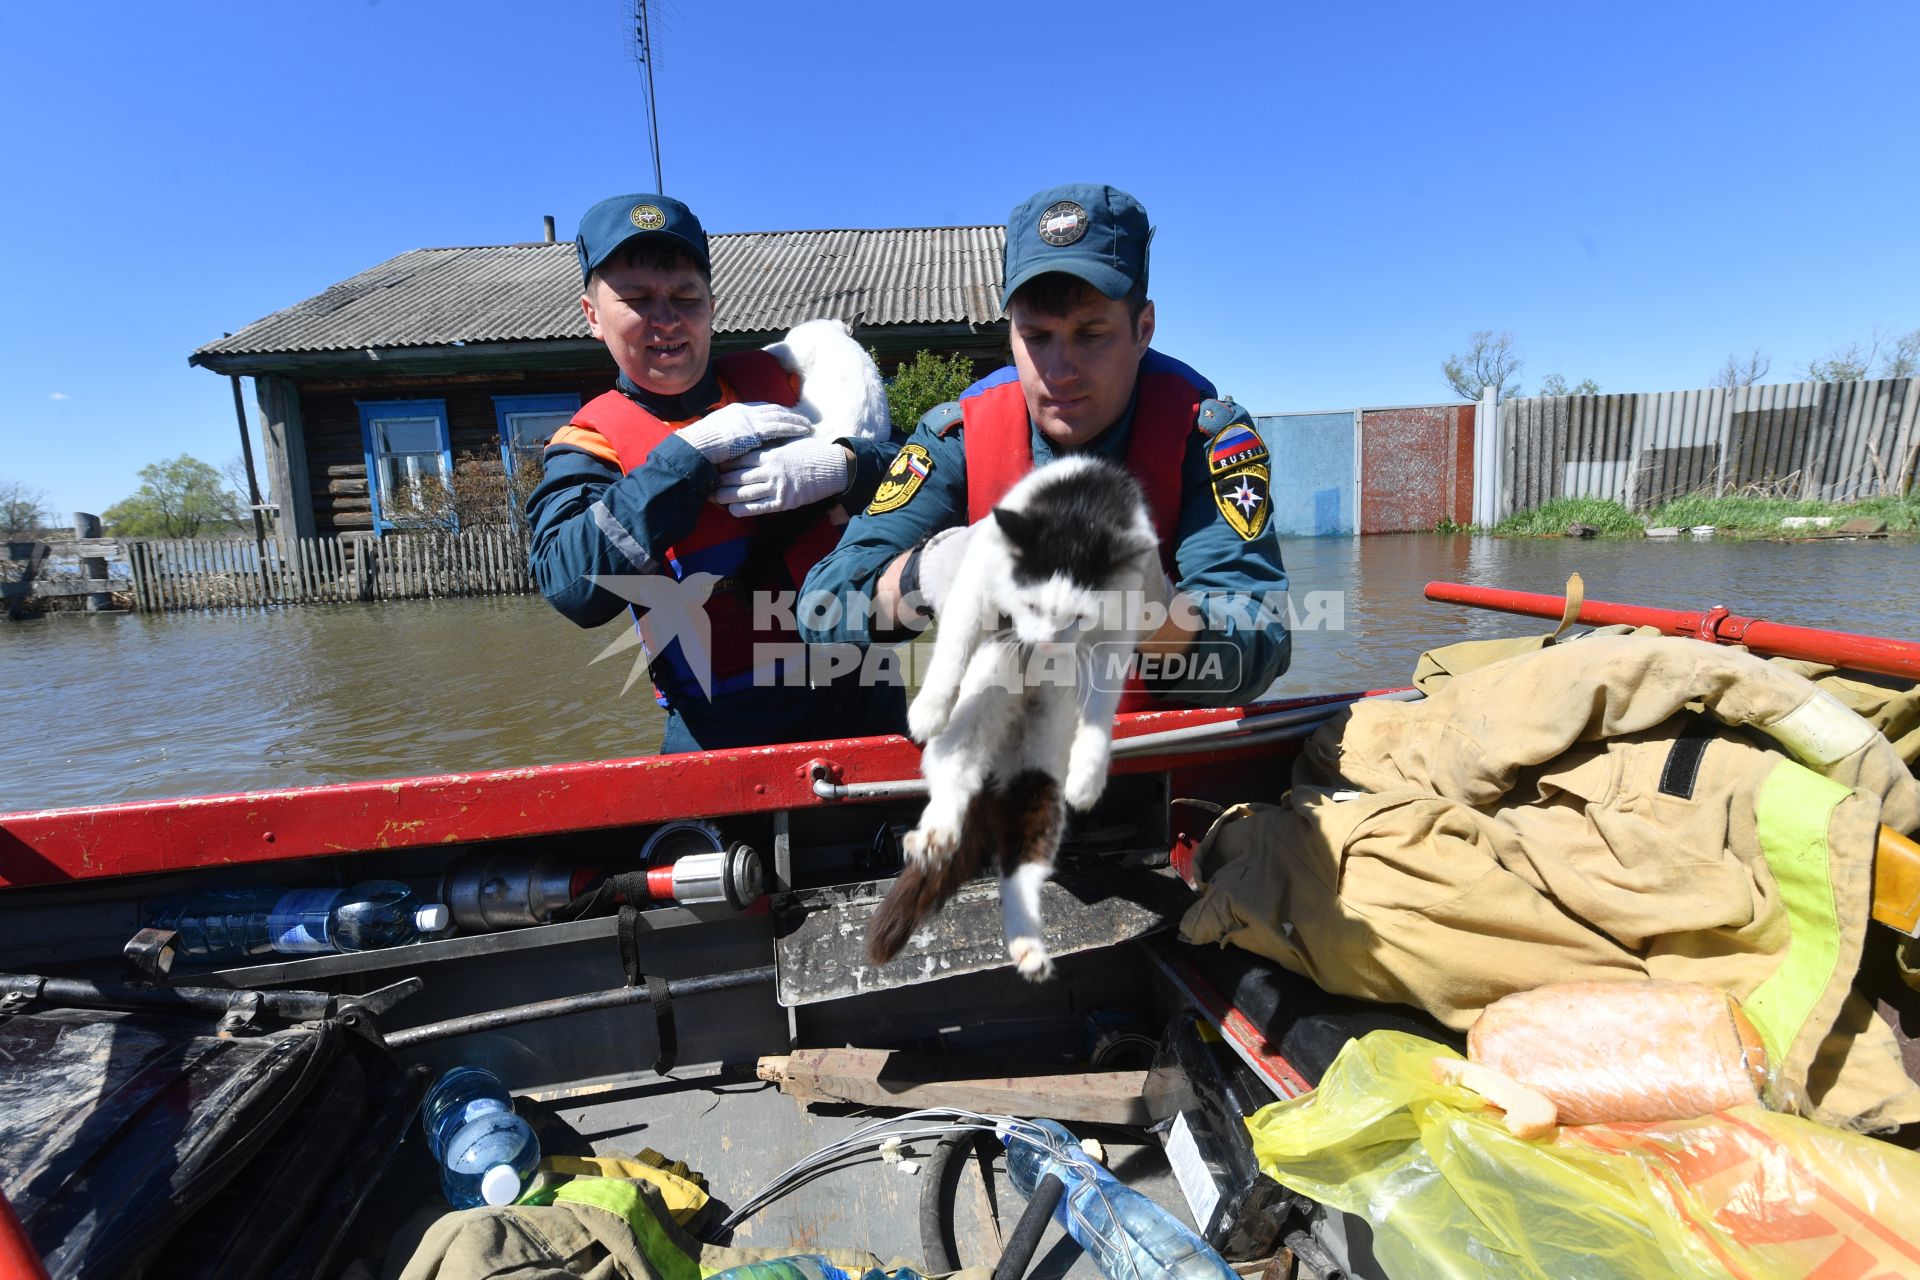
xmin=645 ymin=971 xmax=676 ymax=1076
xmin=614 ymin=899 xmax=678 ymax=1076
xmin=1659 ymin=718 xmax=1715 ymax=799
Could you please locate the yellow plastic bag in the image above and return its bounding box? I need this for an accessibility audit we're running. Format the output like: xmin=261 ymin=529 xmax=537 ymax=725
xmin=1245 ymin=1032 xmax=1920 ymax=1279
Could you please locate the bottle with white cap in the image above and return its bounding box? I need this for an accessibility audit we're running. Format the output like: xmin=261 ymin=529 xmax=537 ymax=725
xmin=146 ymin=879 xmax=452 ymax=960
xmin=422 ymin=1066 xmax=541 ymax=1209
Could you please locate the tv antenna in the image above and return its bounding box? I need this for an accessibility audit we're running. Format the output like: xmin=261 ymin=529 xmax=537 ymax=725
xmin=631 ymin=0 xmax=664 ymax=191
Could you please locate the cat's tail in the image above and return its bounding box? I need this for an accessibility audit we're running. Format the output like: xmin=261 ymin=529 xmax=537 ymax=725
xmin=867 ymin=784 xmax=1003 ymax=964
xmin=867 ymin=771 xmax=1064 ymax=966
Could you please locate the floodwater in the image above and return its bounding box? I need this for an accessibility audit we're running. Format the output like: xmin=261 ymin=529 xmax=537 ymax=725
xmin=5 ymin=534 xmax=1918 ymax=809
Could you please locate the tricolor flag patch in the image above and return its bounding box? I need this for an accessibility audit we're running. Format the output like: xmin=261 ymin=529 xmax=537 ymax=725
xmin=1206 ymin=422 xmax=1271 ymax=540
xmin=867 ymin=444 xmax=935 ymax=515
xmin=1209 ymin=424 xmax=1265 ymax=471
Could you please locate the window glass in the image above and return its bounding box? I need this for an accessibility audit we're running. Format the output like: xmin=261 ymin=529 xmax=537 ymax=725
xmin=370 ymin=415 xmax=450 ymax=520
xmin=506 ymin=410 xmax=570 ymax=452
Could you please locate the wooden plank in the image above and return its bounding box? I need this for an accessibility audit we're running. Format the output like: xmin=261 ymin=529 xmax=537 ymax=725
xmin=756 ymin=1049 xmax=1152 ymax=1126
xmin=148 ymin=542 xmax=166 ymax=613
xmin=5 ymin=538 xmax=121 ymax=559
xmin=127 ymin=542 xmax=148 ymax=612
xmin=215 ymin=538 xmax=234 ymax=608
xmin=3 ymin=578 xmax=133 ymax=600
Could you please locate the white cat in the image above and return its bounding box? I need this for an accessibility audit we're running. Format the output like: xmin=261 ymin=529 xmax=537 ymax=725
xmin=866 ymin=457 xmax=1164 ymax=981
xmin=762 ymin=318 xmax=890 ymax=442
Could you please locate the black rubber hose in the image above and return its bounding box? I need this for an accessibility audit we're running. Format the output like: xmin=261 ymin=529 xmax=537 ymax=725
xmin=917 ymin=1130 xmax=979 ymax=1272
xmin=991 ymin=1173 xmax=1064 ymax=1280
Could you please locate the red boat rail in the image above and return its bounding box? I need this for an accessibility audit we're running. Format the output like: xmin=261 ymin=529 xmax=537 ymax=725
xmin=1425 ymin=581 xmax=1920 ymax=680
xmin=0 ymin=694 xmax=1369 ymax=890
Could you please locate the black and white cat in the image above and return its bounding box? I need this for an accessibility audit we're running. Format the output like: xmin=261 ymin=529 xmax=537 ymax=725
xmin=867 ymin=456 xmax=1165 ymax=981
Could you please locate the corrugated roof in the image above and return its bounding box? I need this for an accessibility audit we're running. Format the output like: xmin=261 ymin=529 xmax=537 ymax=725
xmin=193 ymin=226 xmax=1006 ymax=360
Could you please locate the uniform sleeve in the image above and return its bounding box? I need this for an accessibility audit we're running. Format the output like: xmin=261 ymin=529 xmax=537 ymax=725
xmin=524 ymin=433 xmax=718 ymax=628
xmin=1154 ymin=402 xmax=1291 ymax=704
xmin=798 ymin=404 xmax=968 ymax=645
xmin=837 ymin=431 xmax=907 ymax=513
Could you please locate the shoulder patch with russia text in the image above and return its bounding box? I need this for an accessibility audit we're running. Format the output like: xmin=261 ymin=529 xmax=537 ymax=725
xmin=1208 ymin=423 xmax=1271 ymax=540
xmin=867 ymin=444 xmax=933 ymax=515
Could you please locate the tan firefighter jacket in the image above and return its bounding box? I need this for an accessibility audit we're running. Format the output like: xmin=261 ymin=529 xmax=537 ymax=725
xmin=1181 ymin=632 xmax=1920 ymax=1130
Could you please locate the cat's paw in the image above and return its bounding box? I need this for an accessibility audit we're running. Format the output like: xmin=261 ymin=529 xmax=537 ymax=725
xmin=902 ymin=821 xmax=958 ymax=865
xmin=1008 ymin=936 xmax=1055 ymax=983
xmin=906 ymin=694 xmax=952 ymax=743
xmin=1063 ymin=759 xmax=1109 ymax=812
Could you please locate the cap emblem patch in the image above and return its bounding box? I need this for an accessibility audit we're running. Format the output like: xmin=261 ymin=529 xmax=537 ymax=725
xmin=1037 ymin=200 xmax=1089 ymax=246
xmin=630 ymin=204 xmax=666 ymax=230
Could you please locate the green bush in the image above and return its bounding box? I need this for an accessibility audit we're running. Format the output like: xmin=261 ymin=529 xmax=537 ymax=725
xmin=1493 ymin=497 xmax=1641 ymax=537
xmin=880 ymin=349 xmax=976 ymax=432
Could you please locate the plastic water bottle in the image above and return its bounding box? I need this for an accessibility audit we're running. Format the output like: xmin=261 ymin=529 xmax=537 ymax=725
xmin=705 ymin=1259 xmax=924 ymax=1280
xmin=1003 ymin=1118 xmax=1235 ymax=1280
xmin=146 ymin=880 xmax=451 ymax=960
xmin=422 ymin=1066 xmax=541 ymax=1208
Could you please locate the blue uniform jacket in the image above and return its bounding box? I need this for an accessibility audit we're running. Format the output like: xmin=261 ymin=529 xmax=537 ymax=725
xmin=524 ymin=368 xmax=907 ymax=749
xmin=798 ymin=355 xmax=1291 ymax=705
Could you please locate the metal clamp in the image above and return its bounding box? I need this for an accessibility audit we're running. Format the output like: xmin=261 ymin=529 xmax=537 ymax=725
xmin=123 ymin=927 xmax=179 ymax=983
xmin=217 ymin=990 xmax=264 ymax=1038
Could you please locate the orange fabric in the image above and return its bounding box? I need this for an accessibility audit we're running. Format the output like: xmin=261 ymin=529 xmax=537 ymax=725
xmin=553 ymin=356 xmax=800 ymax=472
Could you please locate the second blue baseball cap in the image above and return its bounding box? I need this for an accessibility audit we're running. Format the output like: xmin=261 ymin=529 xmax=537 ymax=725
xmin=575 ymin=193 xmax=710 ymax=284
xmin=1001 ymin=183 xmax=1152 ymax=307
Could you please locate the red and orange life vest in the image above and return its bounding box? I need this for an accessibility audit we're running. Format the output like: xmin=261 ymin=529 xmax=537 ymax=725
xmin=568 ymin=351 xmax=841 ymax=703
xmin=952 ymin=354 xmax=1209 ymax=710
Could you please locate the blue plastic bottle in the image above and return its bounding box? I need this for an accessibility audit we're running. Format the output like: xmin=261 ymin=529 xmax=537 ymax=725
xmin=1003 ymin=1118 xmax=1235 ymax=1280
xmin=421 ymin=1066 xmax=541 ymax=1208
xmin=705 ymin=1259 xmax=924 ymax=1280
xmin=147 ymin=880 xmax=451 ymax=960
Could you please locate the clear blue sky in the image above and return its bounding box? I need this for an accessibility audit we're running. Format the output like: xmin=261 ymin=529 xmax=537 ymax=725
xmin=3 ymin=1 xmax=1916 ymax=519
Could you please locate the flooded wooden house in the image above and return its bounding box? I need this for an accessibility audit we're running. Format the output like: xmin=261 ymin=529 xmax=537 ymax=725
xmin=189 ymin=223 xmax=1009 ymax=541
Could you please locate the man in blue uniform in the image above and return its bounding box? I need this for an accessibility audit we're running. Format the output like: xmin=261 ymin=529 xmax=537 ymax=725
xmin=525 ymin=193 xmax=906 ymax=752
xmin=799 ymin=184 xmax=1290 ymax=706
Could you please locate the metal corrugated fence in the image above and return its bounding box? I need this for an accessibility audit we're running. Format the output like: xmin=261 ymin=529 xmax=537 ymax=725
xmin=1493 ymin=377 xmax=1918 ymax=515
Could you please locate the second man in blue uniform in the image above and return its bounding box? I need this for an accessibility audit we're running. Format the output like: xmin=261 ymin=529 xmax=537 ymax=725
xmin=800 ymin=183 xmax=1291 ymax=705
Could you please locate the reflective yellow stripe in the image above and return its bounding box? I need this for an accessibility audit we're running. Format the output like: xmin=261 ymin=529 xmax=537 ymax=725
xmin=552 ymin=1177 xmax=702 ymax=1280
xmin=1744 ymin=760 xmax=1849 ymax=1063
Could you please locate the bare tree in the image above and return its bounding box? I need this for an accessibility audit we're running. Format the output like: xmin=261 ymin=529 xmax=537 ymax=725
xmin=1804 ymin=342 xmax=1872 ymax=383
xmin=1804 ymin=325 xmax=1916 ymax=382
xmin=2 ymin=479 xmax=49 ymax=540
xmin=1539 ymin=374 xmax=1601 ymax=397
xmin=1881 ymin=329 xmax=1920 ymax=379
xmin=1442 ymin=330 xmax=1523 ymax=400
xmin=1713 ymin=349 xmax=1771 ymax=389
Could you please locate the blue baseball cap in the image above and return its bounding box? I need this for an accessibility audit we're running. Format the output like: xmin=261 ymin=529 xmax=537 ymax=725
xmin=1001 ymin=183 xmax=1152 ymax=307
xmin=574 ymin=193 xmax=710 ymax=284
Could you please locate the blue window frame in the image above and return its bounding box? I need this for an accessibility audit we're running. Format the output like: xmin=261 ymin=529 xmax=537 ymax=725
xmin=492 ymin=393 xmax=580 ymax=477
xmin=357 ymin=399 xmax=452 ymax=532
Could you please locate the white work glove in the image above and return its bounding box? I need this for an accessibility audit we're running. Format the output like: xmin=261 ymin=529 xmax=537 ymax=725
xmin=673 ymin=402 xmax=813 ymax=466
xmin=914 ymin=524 xmax=974 ymax=615
xmin=714 ymin=437 xmax=853 ymax=516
